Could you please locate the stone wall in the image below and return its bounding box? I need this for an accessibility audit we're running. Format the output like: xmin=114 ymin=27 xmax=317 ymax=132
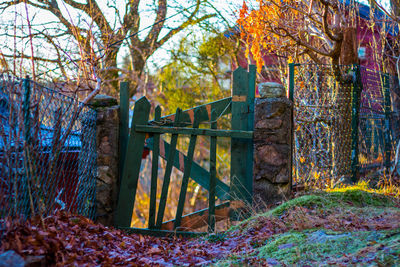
xmin=89 ymin=95 xmax=119 ymax=226
xmin=253 ymin=83 xmax=292 ymax=208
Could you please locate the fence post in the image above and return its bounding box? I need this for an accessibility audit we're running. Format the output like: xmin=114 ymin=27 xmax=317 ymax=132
xmin=23 ymin=76 xmax=31 ymax=144
xmin=22 ymin=76 xmax=31 ymax=217
xmin=288 ymin=63 xmax=296 ymax=188
xmin=383 ymin=74 xmax=392 ymax=172
xmin=119 ymin=82 xmax=130 ymax=181
xmin=230 ymin=66 xmax=255 ymax=220
xmin=288 ymin=63 xmax=295 ymax=101
xmin=89 ymin=95 xmax=119 ymax=226
xmin=351 ymin=65 xmax=361 ymax=183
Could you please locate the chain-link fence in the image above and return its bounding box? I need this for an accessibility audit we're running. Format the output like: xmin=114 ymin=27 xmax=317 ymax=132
xmin=291 ymin=64 xmax=400 ymax=187
xmin=0 ymin=74 xmax=97 ymax=224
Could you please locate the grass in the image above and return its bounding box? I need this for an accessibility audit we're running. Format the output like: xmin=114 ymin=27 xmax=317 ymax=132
xmin=215 ymin=181 xmax=400 ymax=266
xmin=256 ymin=229 xmax=400 ymax=265
xmin=229 ymin=183 xmax=399 ymax=233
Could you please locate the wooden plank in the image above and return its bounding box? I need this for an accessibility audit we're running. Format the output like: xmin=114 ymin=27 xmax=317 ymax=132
xmin=146 ymin=138 xmax=230 ymax=200
xmin=245 ymin=65 xmax=256 ymax=202
xmin=208 ymin=110 xmax=217 ymax=232
xmin=230 ymin=66 xmax=254 ymax=220
xmin=136 ymin=125 xmax=253 ymax=139
xmin=155 ymin=109 xmax=182 ymax=228
xmin=247 ymin=65 xmax=256 ymax=130
xmin=174 ymin=111 xmax=201 ymax=229
xmin=148 ymin=106 xmax=161 ymax=229
xmin=159 ymin=97 xmax=232 ymax=126
xmin=119 ymin=82 xmax=129 ymax=181
xmin=115 ymin=97 xmax=151 ymax=228
xmin=161 ymin=202 xmax=230 ymax=231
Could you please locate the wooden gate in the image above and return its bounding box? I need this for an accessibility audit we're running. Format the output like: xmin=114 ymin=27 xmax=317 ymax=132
xmin=115 ymin=66 xmax=255 ymax=235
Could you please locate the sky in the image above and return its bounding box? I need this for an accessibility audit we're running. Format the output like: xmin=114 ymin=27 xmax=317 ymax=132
xmin=0 ymin=0 xmax=391 ymax=77
xmin=118 ymin=0 xmax=252 ymax=71
xmin=0 ymin=0 xmax=254 ymax=77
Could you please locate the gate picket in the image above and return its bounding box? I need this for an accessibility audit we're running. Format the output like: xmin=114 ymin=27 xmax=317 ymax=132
xmin=174 ymin=110 xmax=201 ymax=229
xmin=115 ymin=97 xmax=150 ymax=228
xmin=208 ymin=110 xmax=217 ymax=232
xmin=149 ymin=106 xmax=161 ymax=229
xmin=156 ymin=109 xmax=182 ymax=228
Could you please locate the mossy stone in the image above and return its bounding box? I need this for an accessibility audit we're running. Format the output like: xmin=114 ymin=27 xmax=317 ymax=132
xmin=89 ymin=95 xmax=118 ymax=108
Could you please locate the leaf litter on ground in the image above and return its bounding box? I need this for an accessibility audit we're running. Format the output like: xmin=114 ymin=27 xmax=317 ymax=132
xmin=0 ymin=189 xmax=399 ymax=266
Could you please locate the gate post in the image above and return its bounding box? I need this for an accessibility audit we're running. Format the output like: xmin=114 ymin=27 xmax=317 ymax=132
xmin=230 ymin=66 xmax=255 ymax=219
xmin=351 ymin=65 xmax=361 ymax=183
xmin=253 ymin=82 xmax=292 ymax=208
xmin=383 ymin=74 xmax=392 ymax=172
xmin=89 ymin=95 xmax=119 ymax=226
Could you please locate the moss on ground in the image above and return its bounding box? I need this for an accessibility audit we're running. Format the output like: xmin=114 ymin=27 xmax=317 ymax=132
xmin=257 ymin=229 xmax=398 ymax=265
xmin=269 ymin=189 xmax=398 ymax=216
xmin=217 ymin=188 xmax=400 ymax=266
xmin=217 ymin=229 xmax=400 ymax=266
xmin=230 ymin=188 xmax=399 ymax=232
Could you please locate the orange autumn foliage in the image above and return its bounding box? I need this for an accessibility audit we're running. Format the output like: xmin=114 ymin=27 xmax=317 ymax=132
xmin=237 ymin=0 xmax=352 ymax=72
xmin=238 ymin=0 xmax=301 ymax=72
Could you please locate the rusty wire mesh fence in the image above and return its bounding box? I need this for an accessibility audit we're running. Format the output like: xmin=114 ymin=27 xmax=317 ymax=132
xmin=291 ymin=64 xmax=400 ymax=187
xmin=0 ymin=74 xmax=97 ymax=225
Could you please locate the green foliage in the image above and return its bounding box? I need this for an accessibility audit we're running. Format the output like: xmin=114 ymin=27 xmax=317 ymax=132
xmin=155 ymin=31 xmax=236 ymax=115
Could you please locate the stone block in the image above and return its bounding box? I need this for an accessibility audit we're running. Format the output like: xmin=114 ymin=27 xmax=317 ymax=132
xmin=255 ymin=118 xmax=282 ymax=129
xmin=98 ymin=166 xmax=113 ymax=184
xmin=256 ymin=144 xmax=288 ymax=166
xmin=259 ymin=82 xmax=285 ymax=98
xmin=89 ymin=94 xmax=118 ymax=108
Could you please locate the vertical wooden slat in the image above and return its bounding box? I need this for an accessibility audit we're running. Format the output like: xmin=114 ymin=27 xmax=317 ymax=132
xmin=149 ymin=106 xmax=161 ymax=229
xmin=174 ymin=110 xmax=201 ymax=230
xmin=156 ymin=108 xmax=182 ymax=228
xmin=119 ymin=82 xmax=129 ymax=181
xmin=208 ymin=110 xmax=217 ymax=232
xmin=115 ymin=96 xmax=151 ymax=228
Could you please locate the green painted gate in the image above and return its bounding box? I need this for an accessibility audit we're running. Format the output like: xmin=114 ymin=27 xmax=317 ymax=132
xmin=115 ymin=66 xmax=255 ymax=235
